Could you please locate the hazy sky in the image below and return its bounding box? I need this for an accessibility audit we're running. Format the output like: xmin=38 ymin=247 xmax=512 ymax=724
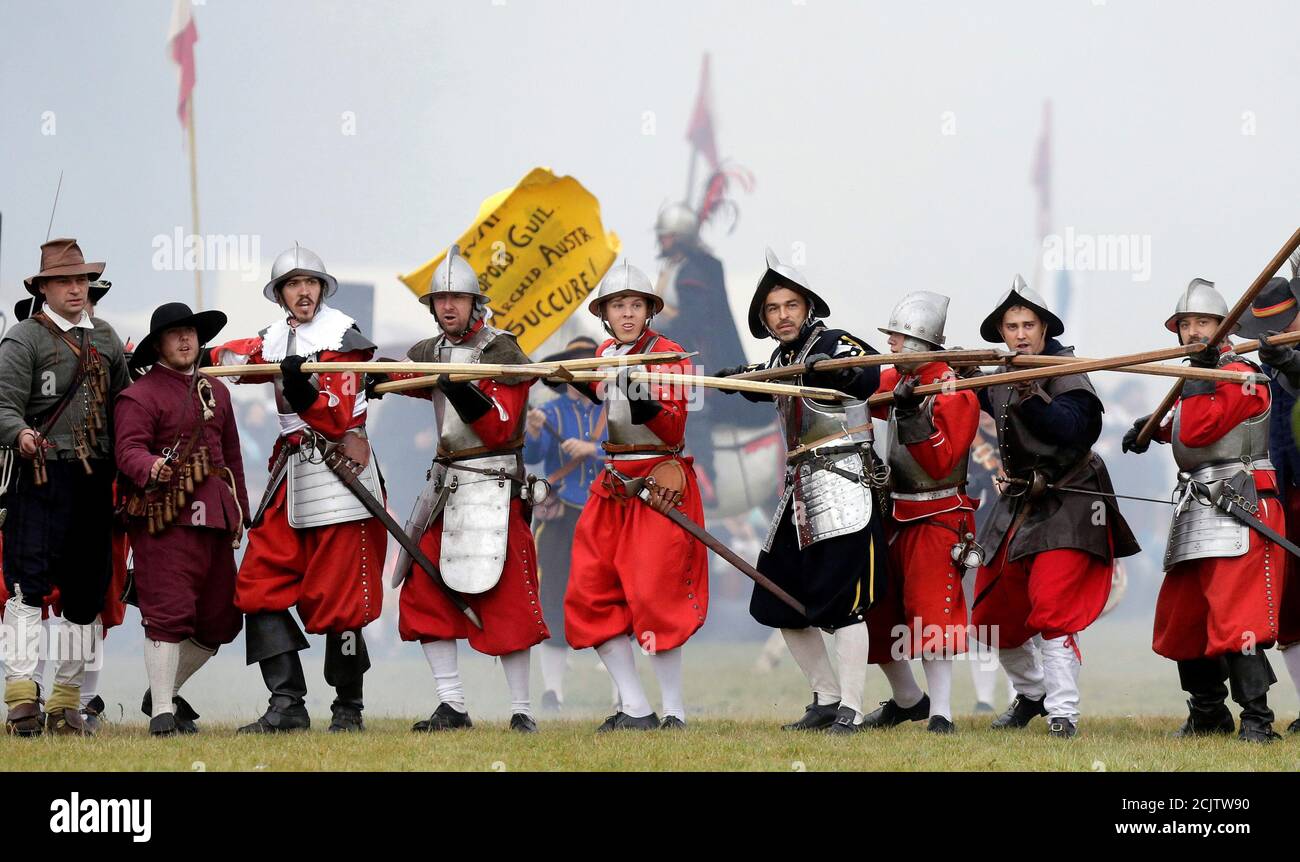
xmin=3 ymin=0 xmax=1299 ymax=380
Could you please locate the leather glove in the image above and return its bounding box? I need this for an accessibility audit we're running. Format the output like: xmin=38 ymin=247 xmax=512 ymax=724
xmin=1187 ymin=340 xmax=1219 ymax=369
xmin=1122 ymin=414 xmax=1159 ymax=454
xmin=363 ymin=357 xmax=399 ymax=400
xmin=892 ymin=375 xmax=923 ymax=413
xmin=279 ymin=355 xmax=318 ymax=413
xmin=804 ymin=352 xmax=855 ymax=386
xmin=1258 ymin=330 xmax=1298 ymax=368
xmin=436 ymin=374 xmax=494 ymax=423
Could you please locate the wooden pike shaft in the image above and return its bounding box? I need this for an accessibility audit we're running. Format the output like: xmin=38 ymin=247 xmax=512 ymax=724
xmin=560 ymin=370 xmax=849 ymax=400
xmin=1136 ymin=226 xmax=1300 ymax=445
xmin=868 ymin=342 xmax=1207 ymax=408
xmin=202 ymin=350 xmax=691 ymax=380
xmin=730 ymin=348 xmax=1009 ymax=382
xmin=948 ymin=353 xmax=1256 ymax=383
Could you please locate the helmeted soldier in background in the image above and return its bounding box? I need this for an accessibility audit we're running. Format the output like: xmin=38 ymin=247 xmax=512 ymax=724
xmin=371 ymin=246 xmax=547 ymax=733
xmin=714 ymin=248 xmax=886 ymax=733
xmin=564 ymin=262 xmax=706 ymax=731
xmin=971 ymin=276 xmax=1139 ymax=738
xmin=1124 ymin=279 xmax=1285 ymax=742
xmin=652 ymin=203 xmax=755 ymax=500
xmin=0 ymin=239 xmax=129 ymax=736
xmin=1235 ymin=272 xmax=1300 ymax=734
xmin=864 ymin=291 xmax=979 ymax=733
xmin=211 ymin=245 xmax=386 ymax=734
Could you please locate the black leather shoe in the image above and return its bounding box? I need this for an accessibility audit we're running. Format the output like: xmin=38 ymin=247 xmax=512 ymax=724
xmin=927 ymin=715 xmax=956 ymax=734
xmin=143 ymin=691 xmax=201 ymax=734
xmin=1288 ymin=716 xmax=1300 ymax=735
xmin=412 ymin=702 xmax=472 ymax=732
xmin=860 ymin=694 xmax=930 ymax=729
xmin=1171 ymin=699 xmax=1235 ymax=738
xmin=659 ymin=716 xmax=687 ymax=730
xmin=1238 ymin=723 xmax=1282 ymax=743
xmin=595 ymin=711 xmax=660 ymax=732
xmin=237 ymin=704 xmax=310 ymax=734
xmin=824 ymin=705 xmax=866 ymax=735
xmin=1047 ymin=718 xmax=1078 ymax=739
xmin=149 ymin=713 xmax=178 ymax=737
xmin=990 ymin=694 xmax=1048 ymax=729
xmin=329 ymin=701 xmax=365 ymax=733
xmin=81 ymin=695 xmax=106 ymax=734
xmin=510 ymin=713 xmax=539 ymax=733
xmin=782 ymin=700 xmax=841 ymax=731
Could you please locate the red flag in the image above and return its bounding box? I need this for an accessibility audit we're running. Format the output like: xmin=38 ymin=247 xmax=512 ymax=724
xmin=1030 ymin=101 xmax=1051 ymax=241
xmin=686 ymin=54 xmax=719 ymax=170
xmin=168 ymin=0 xmax=198 ymax=127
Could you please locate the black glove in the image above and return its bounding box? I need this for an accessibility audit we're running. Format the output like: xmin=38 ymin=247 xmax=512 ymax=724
xmin=804 ymin=352 xmax=855 ymax=386
xmin=1258 ymin=330 xmax=1298 ymax=368
xmin=363 ymin=357 xmax=399 ymax=401
xmin=279 ymin=354 xmax=318 ymax=413
xmin=712 ymin=365 xmax=748 ymax=396
xmin=892 ymin=375 xmax=923 ymax=414
xmin=1187 ymin=339 xmax=1219 ymax=369
xmin=617 ymin=367 xmax=662 ymax=425
xmin=436 ymin=374 xmax=494 ymax=423
xmin=1122 ymin=414 xmax=1156 ymax=454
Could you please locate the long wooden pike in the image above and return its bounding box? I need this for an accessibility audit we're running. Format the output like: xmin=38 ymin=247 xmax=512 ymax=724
xmin=948 ymin=352 xmax=1257 ymax=384
xmin=560 ymin=369 xmax=850 ymax=401
xmin=1135 ymin=226 xmax=1300 ymax=446
xmin=787 ymin=342 xmax=1209 ymax=460
xmin=369 ymin=351 xmax=695 ymax=394
xmin=202 ymin=350 xmax=691 ymax=380
xmin=730 ymin=348 xmax=1009 ymax=382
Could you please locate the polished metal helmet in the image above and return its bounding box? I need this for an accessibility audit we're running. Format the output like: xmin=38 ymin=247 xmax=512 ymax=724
xmin=978 ymin=274 xmax=1065 ymax=343
xmin=263 ymin=243 xmax=340 ymax=303
xmin=879 ymin=290 xmax=949 ymax=351
xmin=586 ymin=260 xmax=664 ymax=319
xmin=1164 ymin=277 xmax=1226 ymax=333
xmin=418 ymin=244 xmax=486 ymax=312
xmin=654 ymin=202 xmax=700 ymax=243
xmin=746 ymin=247 xmax=832 ymax=339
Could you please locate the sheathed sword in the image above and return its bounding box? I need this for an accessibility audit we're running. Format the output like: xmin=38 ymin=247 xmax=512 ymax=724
xmin=323 ymin=448 xmax=483 ymax=629
xmin=604 ymin=466 xmax=808 ymax=619
xmin=251 ymin=445 xmax=292 ymax=527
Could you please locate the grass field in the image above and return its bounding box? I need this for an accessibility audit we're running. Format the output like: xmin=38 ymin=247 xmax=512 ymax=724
xmin=5 ymin=618 xmax=1300 ymax=771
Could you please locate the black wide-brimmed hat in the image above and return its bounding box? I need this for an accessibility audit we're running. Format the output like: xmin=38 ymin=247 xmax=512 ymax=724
xmin=130 ymin=302 xmax=227 ymax=370
xmin=1235 ymin=276 xmax=1300 ymax=339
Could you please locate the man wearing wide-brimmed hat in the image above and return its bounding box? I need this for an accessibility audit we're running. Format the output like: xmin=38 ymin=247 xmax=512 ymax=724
xmin=0 ymin=238 xmax=129 ymax=736
xmin=1229 ymin=271 xmax=1300 ymax=734
xmin=210 ymin=244 xmax=385 ymax=733
xmin=114 ymin=302 xmax=249 ymax=736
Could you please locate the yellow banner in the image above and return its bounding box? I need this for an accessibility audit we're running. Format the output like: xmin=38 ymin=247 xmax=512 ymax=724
xmin=399 ymin=167 xmax=621 ymax=355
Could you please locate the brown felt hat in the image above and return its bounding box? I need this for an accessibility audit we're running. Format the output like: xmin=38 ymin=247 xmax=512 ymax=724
xmin=24 ymin=238 xmax=105 ymax=295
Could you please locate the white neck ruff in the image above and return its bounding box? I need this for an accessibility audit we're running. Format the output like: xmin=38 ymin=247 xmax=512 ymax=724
xmin=260 ymin=304 xmax=355 ymax=362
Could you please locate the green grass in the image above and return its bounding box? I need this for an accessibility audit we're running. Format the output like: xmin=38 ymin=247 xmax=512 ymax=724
xmin=4 ymin=716 xmax=1299 ymax=772
xmin=6 ymin=620 xmax=1300 ymax=771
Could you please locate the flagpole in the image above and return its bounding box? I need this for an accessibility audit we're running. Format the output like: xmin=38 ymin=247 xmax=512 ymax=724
xmin=684 ymin=147 xmax=698 ymax=208
xmin=187 ymin=91 xmax=202 ymax=310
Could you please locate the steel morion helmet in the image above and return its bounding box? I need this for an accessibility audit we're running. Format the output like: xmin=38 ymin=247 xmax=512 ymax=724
xmin=1164 ymin=277 xmax=1227 ymax=334
xmin=879 ymin=291 xmax=950 ymax=352
xmin=978 ymin=274 xmax=1065 ymax=343
xmin=418 ymin=244 xmax=487 ymax=319
xmin=654 ymin=202 xmax=700 ymax=244
xmin=586 ymin=260 xmax=663 ymax=324
xmin=746 ymin=247 xmax=831 ymax=339
xmin=263 ymin=243 xmax=339 ymax=303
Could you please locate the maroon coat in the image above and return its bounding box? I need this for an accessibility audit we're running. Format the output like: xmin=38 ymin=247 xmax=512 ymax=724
xmin=114 ymin=363 xmax=249 ymax=531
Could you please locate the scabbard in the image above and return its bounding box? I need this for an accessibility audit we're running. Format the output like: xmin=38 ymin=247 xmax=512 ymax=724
xmin=251 ymin=444 xmax=292 ymax=527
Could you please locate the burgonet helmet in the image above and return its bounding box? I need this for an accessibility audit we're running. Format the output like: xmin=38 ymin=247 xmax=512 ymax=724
xmin=1164 ymin=277 xmax=1227 ymax=333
